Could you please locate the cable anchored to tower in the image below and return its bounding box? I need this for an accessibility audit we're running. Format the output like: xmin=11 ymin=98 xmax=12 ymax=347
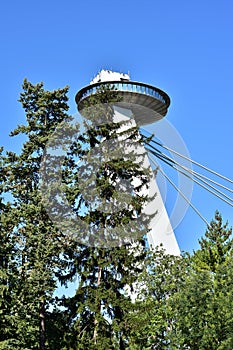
xmin=140 ymin=130 xmax=233 ymax=226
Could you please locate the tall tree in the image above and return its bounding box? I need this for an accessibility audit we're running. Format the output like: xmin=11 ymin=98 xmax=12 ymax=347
xmin=0 ymin=147 xmax=20 ymax=348
xmin=1 ymin=79 xmax=74 ymax=349
xmin=54 ymin=85 xmax=154 ymax=349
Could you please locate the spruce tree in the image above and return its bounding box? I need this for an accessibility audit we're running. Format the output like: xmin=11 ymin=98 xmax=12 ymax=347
xmin=52 ymin=85 xmax=154 ymax=349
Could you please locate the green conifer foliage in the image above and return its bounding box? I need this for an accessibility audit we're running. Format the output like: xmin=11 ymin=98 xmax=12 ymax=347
xmin=194 ymin=211 xmax=232 ymax=272
xmin=3 ymin=79 xmax=233 ymax=350
xmin=1 ymin=80 xmax=73 ymax=349
xmin=1 ymin=80 xmax=154 ymax=349
xmin=56 ymin=84 xmax=154 ymax=349
xmin=0 ymin=147 xmax=20 ymax=347
xmin=127 ymin=213 xmax=233 ymax=350
xmin=169 ymin=212 xmax=233 ymax=350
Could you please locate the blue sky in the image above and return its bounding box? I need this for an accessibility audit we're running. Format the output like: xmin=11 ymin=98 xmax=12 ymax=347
xmin=1 ymin=0 xmax=233 ymax=253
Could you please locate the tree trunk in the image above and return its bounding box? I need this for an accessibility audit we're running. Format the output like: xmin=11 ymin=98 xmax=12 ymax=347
xmin=39 ymin=301 xmax=46 ymax=350
xmin=93 ymin=266 xmax=102 ymax=344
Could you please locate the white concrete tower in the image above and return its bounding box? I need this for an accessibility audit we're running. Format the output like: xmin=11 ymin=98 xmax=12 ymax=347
xmin=75 ymin=70 xmax=180 ymax=256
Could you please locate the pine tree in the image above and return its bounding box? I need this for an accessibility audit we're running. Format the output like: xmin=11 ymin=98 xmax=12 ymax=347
xmin=0 ymin=147 xmax=20 ymax=347
xmin=1 ymin=79 xmax=74 ymax=349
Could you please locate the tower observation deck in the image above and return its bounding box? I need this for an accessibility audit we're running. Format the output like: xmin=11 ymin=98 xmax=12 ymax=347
xmin=75 ymin=70 xmax=170 ymax=125
xmin=75 ymin=70 xmax=180 ymax=255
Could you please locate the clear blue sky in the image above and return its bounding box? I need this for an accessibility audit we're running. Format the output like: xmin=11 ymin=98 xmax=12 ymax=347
xmin=1 ymin=0 xmax=233 ymax=253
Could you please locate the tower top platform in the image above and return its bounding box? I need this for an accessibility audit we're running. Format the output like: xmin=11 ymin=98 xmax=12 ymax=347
xmin=75 ymin=70 xmax=170 ymax=125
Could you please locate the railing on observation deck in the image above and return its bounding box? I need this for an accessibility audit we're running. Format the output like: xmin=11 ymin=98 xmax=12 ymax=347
xmin=77 ymin=81 xmax=168 ymax=105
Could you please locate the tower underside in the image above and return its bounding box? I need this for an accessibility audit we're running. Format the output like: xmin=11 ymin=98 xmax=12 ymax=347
xmin=76 ymin=80 xmax=170 ymax=125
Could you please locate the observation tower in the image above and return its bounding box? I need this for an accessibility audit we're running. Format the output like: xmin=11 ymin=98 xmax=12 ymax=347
xmin=75 ymin=70 xmax=180 ymax=255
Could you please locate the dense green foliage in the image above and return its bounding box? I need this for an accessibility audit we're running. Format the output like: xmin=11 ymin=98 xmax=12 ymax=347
xmin=1 ymin=80 xmax=233 ymax=349
xmin=54 ymin=84 xmax=153 ymax=349
xmin=169 ymin=213 xmax=233 ymax=350
xmin=0 ymin=80 xmax=73 ymax=349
